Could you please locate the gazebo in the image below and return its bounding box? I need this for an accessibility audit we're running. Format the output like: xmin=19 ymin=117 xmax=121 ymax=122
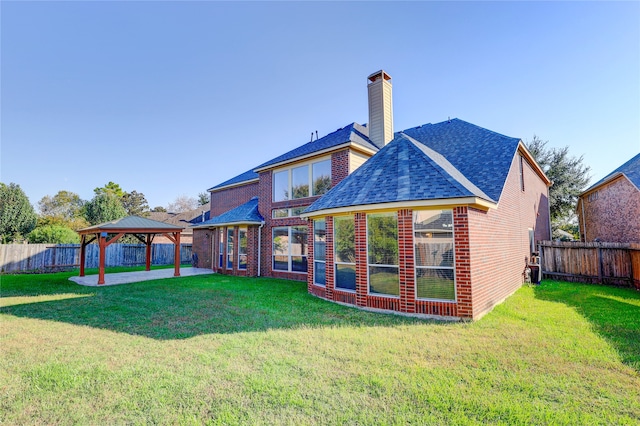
xmin=77 ymin=216 xmax=184 ymax=285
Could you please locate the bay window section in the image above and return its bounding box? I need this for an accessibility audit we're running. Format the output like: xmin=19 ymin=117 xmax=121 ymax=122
xmin=226 ymin=228 xmax=234 ymax=270
xmin=273 ymin=170 xmax=289 ymax=202
xmin=367 ymin=213 xmax=399 ymax=296
xmin=414 ymin=210 xmax=455 ymax=301
xmin=313 ymin=220 xmax=326 ymax=286
xmin=334 ymin=215 xmax=356 ymax=291
xmin=238 ymin=227 xmax=247 ymax=270
xmin=292 ymin=165 xmax=309 ymax=199
xmin=312 ymin=160 xmax=331 ymax=196
xmin=273 ymin=226 xmax=308 ymax=273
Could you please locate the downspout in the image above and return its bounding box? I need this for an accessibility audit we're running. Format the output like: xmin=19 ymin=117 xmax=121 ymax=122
xmin=257 ymin=222 xmax=265 ymax=277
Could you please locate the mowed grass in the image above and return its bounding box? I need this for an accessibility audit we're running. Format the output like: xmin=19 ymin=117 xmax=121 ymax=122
xmin=1 ymin=271 xmax=639 ymax=425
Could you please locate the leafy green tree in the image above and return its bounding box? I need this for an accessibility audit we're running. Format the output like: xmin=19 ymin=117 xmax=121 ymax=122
xmin=27 ymin=225 xmax=80 ymax=244
xmin=122 ymin=190 xmax=149 ymax=216
xmin=0 ymin=183 xmax=37 ymax=243
xmin=151 ymin=206 xmax=167 ymax=212
xmin=37 ymin=190 xmax=88 ymax=230
xmin=527 ymin=135 xmax=591 ymax=224
xmin=94 ymin=181 xmax=125 ymax=198
xmin=198 ymin=192 xmax=209 ymax=206
xmin=84 ymin=192 xmax=127 ymax=225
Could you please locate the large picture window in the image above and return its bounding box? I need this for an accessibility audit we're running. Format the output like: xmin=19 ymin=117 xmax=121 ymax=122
xmin=313 ymin=220 xmax=326 ymax=286
xmin=414 ymin=210 xmax=455 ymax=301
xmin=367 ymin=213 xmax=399 ymax=296
xmin=226 ymin=228 xmax=234 ymax=270
xmin=272 ymin=158 xmax=331 ymax=202
xmin=334 ymin=215 xmax=356 ymax=291
xmin=238 ymin=227 xmax=247 ymax=270
xmin=273 ymin=226 xmax=308 ymax=273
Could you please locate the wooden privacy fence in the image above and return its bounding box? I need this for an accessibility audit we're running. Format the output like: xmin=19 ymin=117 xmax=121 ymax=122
xmin=0 ymin=243 xmax=193 ymax=273
xmin=538 ymin=241 xmax=640 ymax=289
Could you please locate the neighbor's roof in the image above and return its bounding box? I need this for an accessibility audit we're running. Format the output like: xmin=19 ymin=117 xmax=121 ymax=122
xmin=78 ymin=216 xmax=183 ymax=234
xmin=193 ymin=197 xmax=264 ymax=228
xmin=583 ymin=152 xmax=640 ymax=193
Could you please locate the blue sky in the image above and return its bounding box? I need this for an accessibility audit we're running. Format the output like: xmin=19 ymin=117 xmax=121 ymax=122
xmin=2 ymin=1 xmax=639 ymax=210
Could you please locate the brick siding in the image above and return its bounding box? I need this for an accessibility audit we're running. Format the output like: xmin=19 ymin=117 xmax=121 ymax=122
xmin=579 ymin=176 xmax=640 ymax=243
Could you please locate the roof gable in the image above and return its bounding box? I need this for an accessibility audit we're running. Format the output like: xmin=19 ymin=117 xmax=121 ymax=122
xmin=403 ymin=119 xmax=521 ymax=202
xmin=586 ymin=152 xmax=640 ymax=192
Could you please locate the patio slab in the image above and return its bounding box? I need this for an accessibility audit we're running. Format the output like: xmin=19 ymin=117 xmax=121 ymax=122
xmin=69 ymin=267 xmax=215 ymax=287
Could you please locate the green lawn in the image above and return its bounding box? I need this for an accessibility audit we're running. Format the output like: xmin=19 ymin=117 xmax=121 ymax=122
xmin=1 ymin=270 xmax=639 ymax=425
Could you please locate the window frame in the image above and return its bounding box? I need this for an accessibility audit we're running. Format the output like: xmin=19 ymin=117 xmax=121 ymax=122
xmin=238 ymin=227 xmax=247 ymax=270
xmin=313 ymin=219 xmax=326 ymax=286
xmin=366 ymin=212 xmax=400 ymax=297
xmin=413 ymin=209 xmax=456 ymax=302
xmin=226 ymin=228 xmax=234 ymax=270
xmin=272 ymin=157 xmax=331 ymax=202
xmin=218 ymin=229 xmax=224 ymax=268
xmin=272 ymin=226 xmax=308 ymax=274
xmin=334 ymin=215 xmax=356 ymax=292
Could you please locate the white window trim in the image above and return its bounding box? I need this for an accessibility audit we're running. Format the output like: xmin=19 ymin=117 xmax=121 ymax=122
xmin=272 ymin=156 xmax=331 ymax=202
xmin=366 ymin=212 xmax=400 ymax=298
xmin=413 ymin=209 xmax=457 ymax=303
xmin=238 ymin=227 xmax=247 ymax=270
xmin=272 ymin=226 xmax=308 ymax=274
xmin=272 ymin=207 xmax=308 ymax=219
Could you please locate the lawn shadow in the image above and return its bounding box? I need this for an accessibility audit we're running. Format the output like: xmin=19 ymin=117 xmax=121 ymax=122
xmin=533 ymin=281 xmax=640 ymax=371
xmin=1 ymin=273 xmax=443 ymax=340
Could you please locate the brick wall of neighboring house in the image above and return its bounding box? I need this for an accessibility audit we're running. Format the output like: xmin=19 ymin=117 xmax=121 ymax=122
xmin=466 ymin=151 xmax=551 ymax=320
xmin=210 ymin=181 xmax=259 ymax=217
xmin=579 ymin=176 xmax=640 ymax=243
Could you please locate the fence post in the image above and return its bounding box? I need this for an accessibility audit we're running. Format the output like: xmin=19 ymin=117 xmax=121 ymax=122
xmin=597 ymin=244 xmax=603 ymax=284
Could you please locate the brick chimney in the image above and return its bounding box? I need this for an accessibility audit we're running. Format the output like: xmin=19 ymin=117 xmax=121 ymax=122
xmin=367 ymin=70 xmax=393 ymax=148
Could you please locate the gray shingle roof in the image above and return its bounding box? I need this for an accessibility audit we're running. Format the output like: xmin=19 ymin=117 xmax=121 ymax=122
xmin=194 ymin=197 xmax=264 ymax=228
xmin=304 ymin=119 xmax=521 ymax=214
xmin=208 ymin=169 xmax=259 ymax=191
xmin=585 ymin=152 xmax=640 ymax=191
xmin=254 ymin=123 xmax=376 ymax=170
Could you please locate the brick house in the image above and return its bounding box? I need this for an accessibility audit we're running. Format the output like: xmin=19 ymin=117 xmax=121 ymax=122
xmin=577 ymin=153 xmax=640 ymax=243
xmin=193 ymin=70 xmax=551 ymax=320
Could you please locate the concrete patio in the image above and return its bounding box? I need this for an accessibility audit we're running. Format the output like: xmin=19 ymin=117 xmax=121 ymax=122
xmin=69 ymin=267 xmax=215 ymax=287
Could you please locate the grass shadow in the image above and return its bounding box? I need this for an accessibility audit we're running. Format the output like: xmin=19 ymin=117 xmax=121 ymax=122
xmin=1 ymin=271 xmax=435 ymax=340
xmin=534 ymin=280 xmax=640 ymax=371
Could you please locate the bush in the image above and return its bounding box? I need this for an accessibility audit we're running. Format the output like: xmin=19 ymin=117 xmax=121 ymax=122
xmin=27 ymin=225 xmax=80 ymax=244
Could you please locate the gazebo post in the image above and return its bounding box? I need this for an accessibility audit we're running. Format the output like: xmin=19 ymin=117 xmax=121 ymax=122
xmin=145 ymin=233 xmax=152 ymax=271
xmin=98 ymin=232 xmax=107 ymax=285
xmin=174 ymin=232 xmax=181 ymax=277
xmin=79 ymin=234 xmax=86 ymax=277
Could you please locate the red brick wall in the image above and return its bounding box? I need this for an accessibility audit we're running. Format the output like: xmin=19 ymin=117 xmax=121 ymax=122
xmin=192 ymin=228 xmax=213 ymax=269
xmin=466 ymin=151 xmax=550 ymax=319
xmin=331 ymin=149 xmax=350 ymax=186
xmin=210 ymin=182 xmax=259 ymax=217
xmin=579 ymin=176 xmax=640 ymax=243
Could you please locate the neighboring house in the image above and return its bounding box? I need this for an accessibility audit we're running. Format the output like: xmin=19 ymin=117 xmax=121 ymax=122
xmin=148 ymin=203 xmax=210 ymax=244
xmin=193 ymin=71 xmax=551 ymax=320
xmin=577 ymin=153 xmax=640 ymax=243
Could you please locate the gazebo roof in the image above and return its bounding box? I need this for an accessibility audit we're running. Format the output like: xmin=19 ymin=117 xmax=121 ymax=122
xmin=78 ymin=215 xmax=183 ymax=235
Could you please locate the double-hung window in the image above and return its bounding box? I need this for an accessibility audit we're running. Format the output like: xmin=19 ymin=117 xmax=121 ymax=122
xmin=414 ymin=210 xmax=455 ymax=301
xmin=226 ymin=228 xmax=234 ymax=270
xmin=218 ymin=229 xmax=224 ymax=268
xmin=367 ymin=213 xmax=399 ymax=296
xmin=272 ymin=158 xmax=331 ymax=202
xmin=272 ymin=226 xmax=308 ymax=273
xmin=334 ymin=215 xmax=356 ymax=291
xmin=313 ymin=220 xmax=326 ymax=286
xmin=238 ymin=227 xmax=247 ymax=270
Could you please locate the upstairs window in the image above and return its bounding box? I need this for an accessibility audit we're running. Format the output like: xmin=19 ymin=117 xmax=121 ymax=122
xmin=273 ymin=158 xmax=331 ymax=202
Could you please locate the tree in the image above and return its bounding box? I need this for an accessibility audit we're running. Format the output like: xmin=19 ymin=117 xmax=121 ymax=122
xmin=198 ymin=192 xmax=210 ymax=206
xmin=151 ymin=206 xmax=167 ymax=212
xmin=167 ymin=195 xmax=198 ymax=213
xmin=84 ymin=192 xmax=127 ymax=225
xmin=0 ymin=183 xmax=37 ymax=243
xmin=27 ymin=225 xmax=80 ymax=244
xmin=94 ymin=181 xmax=124 ymax=198
xmin=37 ymin=190 xmax=88 ymax=230
xmin=122 ymin=190 xmax=150 ymax=216
xmin=526 ymin=135 xmax=591 ymax=225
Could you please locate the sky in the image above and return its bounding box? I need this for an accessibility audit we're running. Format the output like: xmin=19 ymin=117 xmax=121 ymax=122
xmin=2 ymin=1 xmax=639 ymax=211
